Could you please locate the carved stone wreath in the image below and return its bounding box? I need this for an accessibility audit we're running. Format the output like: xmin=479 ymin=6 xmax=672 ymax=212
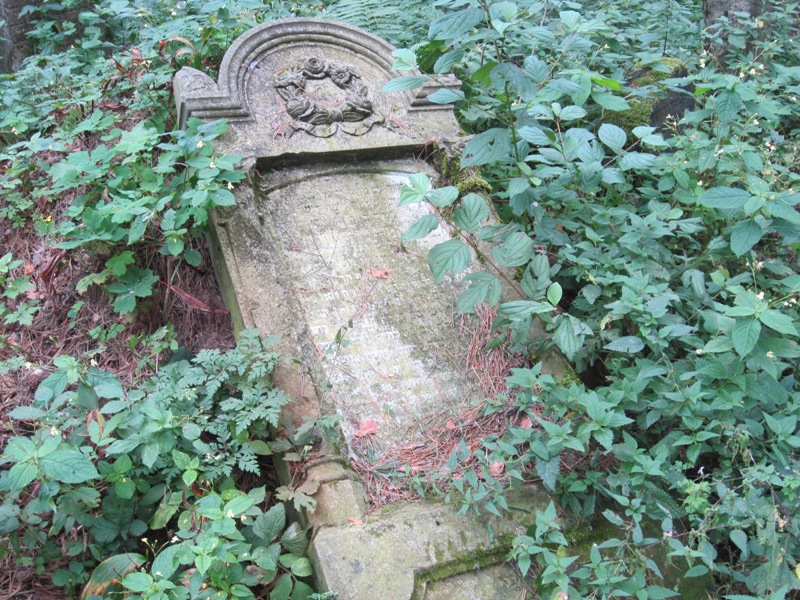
xmin=272 ymin=57 xmax=384 ymax=138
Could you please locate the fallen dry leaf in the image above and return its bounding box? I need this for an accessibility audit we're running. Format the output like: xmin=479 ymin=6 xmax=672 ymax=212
xmin=520 ymin=416 xmax=532 ymax=429
xmin=354 ymin=419 xmax=379 ymax=437
xmin=347 ymin=517 xmax=364 ymax=526
xmin=445 ymin=420 xmax=457 ymax=430
xmin=367 ymin=269 xmax=390 ymax=279
xmin=489 ymin=461 xmax=505 ymax=478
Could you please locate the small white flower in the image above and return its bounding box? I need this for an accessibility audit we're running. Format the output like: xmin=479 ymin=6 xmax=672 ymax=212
xmin=757 ymin=291 xmax=765 ymax=300
xmin=227 ymin=182 xmax=234 ymax=190
xmin=196 ymin=140 xmax=204 ymax=148
xmin=209 ymin=161 xmax=216 ymax=169
xmin=767 ymin=351 xmax=775 ymax=359
xmin=695 ymin=348 xmax=704 ymax=355
xmin=50 ymin=426 xmax=59 ymax=436
xmin=227 ymin=510 xmax=234 ymax=518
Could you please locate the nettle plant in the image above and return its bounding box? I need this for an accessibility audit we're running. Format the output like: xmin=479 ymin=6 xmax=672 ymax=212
xmin=0 ymin=331 xmax=324 ymax=599
xmin=388 ymin=0 xmax=800 ymax=597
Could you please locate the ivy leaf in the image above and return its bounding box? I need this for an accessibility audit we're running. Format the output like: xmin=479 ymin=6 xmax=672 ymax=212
xmin=461 ymin=128 xmax=512 ymax=167
xmin=453 ymin=193 xmax=489 ymax=233
xmin=457 ymin=272 xmax=501 ymax=314
xmin=428 ymin=239 xmax=471 ymax=282
xmin=731 ymin=318 xmax=761 ymax=357
xmin=402 ymin=215 xmax=440 ymax=242
xmin=382 ymin=75 xmax=428 ymax=92
xmin=729 ymin=219 xmax=762 ymax=256
xmin=40 ymin=450 xmax=100 ymax=483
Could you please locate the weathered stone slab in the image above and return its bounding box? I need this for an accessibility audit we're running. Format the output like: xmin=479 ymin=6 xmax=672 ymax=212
xmin=175 ymin=17 xmax=556 ymax=599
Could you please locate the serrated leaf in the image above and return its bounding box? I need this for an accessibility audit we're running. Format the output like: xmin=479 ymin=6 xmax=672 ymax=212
xmin=492 ymin=232 xmax=534 ymax=267
xmin=40 ymin=449 xmax=99 ymax=483
xmin=453 ymin=193 xmax=489 ymax=233
xmin=461 ymin=128 xmax=512 ymax=167
xmin=254 ymin=503 xmax=285 ymax=543
xmin=8 ymin=462 xmax=38 ymax=491
xmin=428 ymin=239 xmax=471 ymax=282
xmin=457 ymin=272 xmax=501 ymax=314
xmin=621 ymin=152 xmax=658 ymax=170
xmin=427 ymin=186 xmax=458 ymax=208
xmin=429 ymin=7 xmax=484 ymax=40
xmin=558 ymin=105 xmax=587 ymax=121
xmin=433 ymin=49 xmax=464 ymax=74
xmin=426 ymin=88 xmax=465 ymax=104
xmin=290 ymin=557 xmax=313 ymax=577
xmin=731 ymin=318 xmax=761 ymax=357
xmin=729 ymin=219 xmax=762 ymax=256
xmin=699 ymin=187 xmax=750 ymax=212
xmin=382 ymin=76 xmax=428 ymax=92
xmin=518 ymin=126 xmax=554 ymax=146
xmin=758 ymin=309 xmax=797 ymax=336
xmin=399 ymin=173 xmax=430 ymax=205
xmin=498 ymin=300 xmax=550 ymax=320
xmin=402 ymin=215 xmax=439 ymax=241
xmin=598 ymin=123 xmax=627 ymax=153
xmin=8 ymin=406 xmax=45 ymax=420
xmin=715 ymin=89 xmax=741 ymax=123
xmin=604 ymin=336 xmax=644 ymax=353
xmin=592 ymin=90 xmax=630 ymax=111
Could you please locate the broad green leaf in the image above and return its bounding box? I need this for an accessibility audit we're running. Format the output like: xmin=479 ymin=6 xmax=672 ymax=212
xmin=433 ymin=49 xmax=465 ymax=74
xmin=382 ymin=76 xmax=428 ymax=92
xmin=546 ymin=282 xmax=562 ymax=306
xmin=399 ymin=173 xmax=430 ymax=205
xmin=402 ymin=215 xmax=439 ymax=241
xmin=518 ymin=126 xmax=554 ymax=146
xmin=453 ymin=193 xmax=489 ymax=233
xmin=457 ymin=272 xmax=501 ymax=314
xmin=768 ymin=198 xmax=800 ymax=224
xmin=8 ymin=462 xmax=38 ymax=491
xmin=290 ymin=557 xmax=313 ymax=577
xmin=254 ymin=503 xmax=286 ymax=543
xmin=715 ymin=89 xmax=742 ymax=123
xmin=592 ymin=90 xmax=630 ymax=111
xmin=40 ymin=450 xmax=100 ymax=483
xmin=121 ymin=571 xmax=152 ymax=592
xmin=558 ymin=105 xmax=587 ymax=121
xmin=731 ymin=318 xmax=761 ymax=357
xmin=498 ymin=300 xmax=550 ymax=320
xmin=224 ymin=495 xmax=255 ymax=516
xmin=598 ymin=123 xmax=626 ymax=153
xmin=461 ymin=128 xmax=512 ymax=167
xmin=621 ymin=152 xmax=658 ymax=170
xmin=428 ymin=239 xmax=471 ymax=282
xmin=604 ymin=336 xmax=644 ymax=353
xmin=729 ymin=219 xmax=762 ymax=256
xmin=426 ymin=88 xmax=465 ymax=104
xmin=429 ymin=7 xmax=483 ymax=40
xmin=390 ymin=48 xmax=417 ymax=71
xmin=492 ymin=232 xmax=534 ymax=267
xmin=280 ymin=522 xmax=308 ymax=556
xmin=84 ymin=553 xmax=146 ymax=599
xmin=553 ymin=315 xmax=584 ymax=360
xmin=427 ymin=186 xmax=458 ymax=208
xmin=758 ymin=309 xmax=797 ymax=335
xmin=699 ymin=187 xmax=750 ymax=212
xmin=270 ymin=573 xmax=293 ymax=600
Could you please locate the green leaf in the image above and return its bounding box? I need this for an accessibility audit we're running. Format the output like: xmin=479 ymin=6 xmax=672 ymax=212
xmin=290 ymin=557 xmax=313 ymax=577
xmin=604 ymin=336 xmax=644 ymax=353
xmin=121 ymin=571 xmax=153 ymax=592
xmin=426 ymin=88 xmax=465 ymax=104
xmin=434 ymin=49 xmax=465 ymax=74
xmin=518 ymin=126 xmax=554 ymax=146
xmin=453 ymin=193 xmax=489 ymax=233
xmin=40 ymin=449 xmax=100 ymax=483
xmin=621 ymin=152 xmax=658 ymax=170
xmin=254 ymin=503 xmax=285 ymax=543
xmin=699 ymin=187 xmax=750 ymax=212
xmin=184 ymin=248 xmax=202 ymax=267
xmin=7 ymin=462 xmax=38 ymax=491
xmin=759 ymin=309 xmax=797 ymax=336
xmin=84 ymin=554 xmax=146 ymax=599
xmin=598 ymin=123 xmax=627 ymax=153
xmin=382 ymin=76 xmax=428 ymax=92
xmin=558 ymin=105 xmax=587 ymax=121
xmin=429 ymin=7 xmax=483 ymax=40
xmin=427 ymin=186 xmax=459 ymax=208
xmin=390 ymin=48 xmax=418 ymax=71
xmin=399 ymin=173 xmax=430 ymax=205
xmin=729 ymin=219 xmax=762 ymax=256
xmin=428 ymin=239 xmax=471 ymax=283
xmin=546 ymin=282 xmax=562 ymax=306
xmin=715 ymin=89 xmax=742 ymax=123
xmin=731 ymin=318 xmax=761 ymax=357
xmin=592 ymin=90 xmax=630 ymax=111
xmin=402 ymin=215 xmax=439 ymax=242
xmin=461 ymin=128 xmax=512 ymax=167
xmin=492 ymin=232 xmax=534 ymax=267
xmin=457 ymin=272 xmax=501 ymax=314
xmin=497 ymin=300 xmax=550 ymax=321
xmin=270 ymin=573 xmax=293 ymax=600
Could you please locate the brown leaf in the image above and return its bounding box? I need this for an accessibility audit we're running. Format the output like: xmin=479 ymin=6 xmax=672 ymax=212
xmin=347 ymin=517 xmax=364 ymax=526
xmin=354 ymin=419 xmax=379 ymax=437
xmin=445 ymin=420 xmax=457 ymax=430
xmin=520 ymin=416 xmax=532 ymax=429
xmin=367 ymin=269 xmax=390 ymax=279
xmin=489 ymin=461 xmax=505 ymax=479
xmin=160 ymin=280 xmax=228 ymax=315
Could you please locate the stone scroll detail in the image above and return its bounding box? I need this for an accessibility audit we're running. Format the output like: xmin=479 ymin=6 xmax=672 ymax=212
xmin=272 ymin=57 xmax=385 ymax=138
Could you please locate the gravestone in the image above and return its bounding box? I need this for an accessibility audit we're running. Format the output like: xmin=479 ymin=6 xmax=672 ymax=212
xmin=174 ymin=18 xmax=553 ymax=599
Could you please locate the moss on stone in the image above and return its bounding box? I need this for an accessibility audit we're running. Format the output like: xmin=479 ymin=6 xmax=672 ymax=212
xmin=605 ymin=57 xmax=687 ymax=138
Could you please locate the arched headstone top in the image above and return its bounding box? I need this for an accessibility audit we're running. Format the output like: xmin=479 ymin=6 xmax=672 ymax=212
xmin=174 ymin=18 xmax=462 ymax=159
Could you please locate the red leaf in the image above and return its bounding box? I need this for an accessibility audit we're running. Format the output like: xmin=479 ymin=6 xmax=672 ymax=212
xmin=519 ymin=417 xmax=532 ymax=429
xmin=354 ymin=420 xmax=378 ymax=437
xmin=347 ymin=518 xmax=364 ymax=526
xmin=367 ymin=269 xmax=390 ymax=279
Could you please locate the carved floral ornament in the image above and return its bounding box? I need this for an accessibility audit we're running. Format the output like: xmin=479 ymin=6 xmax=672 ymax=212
xmin=271 ymin=57 xmax=386 ymax=138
